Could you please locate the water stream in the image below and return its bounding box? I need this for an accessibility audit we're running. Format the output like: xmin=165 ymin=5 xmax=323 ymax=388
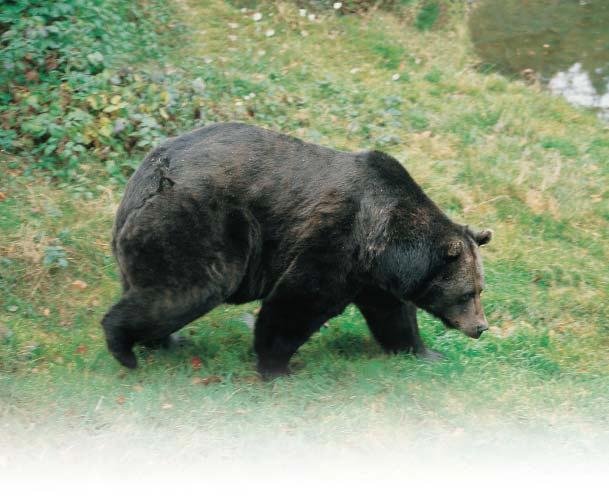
xmin=469 ymin=0 xmax=609 ymax=119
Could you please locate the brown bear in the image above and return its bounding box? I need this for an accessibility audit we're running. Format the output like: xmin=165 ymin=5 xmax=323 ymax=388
xmin=101 ymin=122 xmax=492 ymax=376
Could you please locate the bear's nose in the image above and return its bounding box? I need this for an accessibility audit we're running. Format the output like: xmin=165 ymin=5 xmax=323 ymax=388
xmin=476 ymin=323 xmax=489 ymax=337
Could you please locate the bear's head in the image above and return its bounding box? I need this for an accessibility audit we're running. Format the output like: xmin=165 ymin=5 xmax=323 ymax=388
xmin=413 ymin=228 xmax=493 ymax=339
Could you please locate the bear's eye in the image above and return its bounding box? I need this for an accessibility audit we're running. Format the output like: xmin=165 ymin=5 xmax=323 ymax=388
xmin=460 ymin=292 xmax=475 ymax=302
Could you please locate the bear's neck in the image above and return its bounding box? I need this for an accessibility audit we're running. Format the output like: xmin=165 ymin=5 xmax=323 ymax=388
xmin=356 ymin=191 xmax=460 ymax=299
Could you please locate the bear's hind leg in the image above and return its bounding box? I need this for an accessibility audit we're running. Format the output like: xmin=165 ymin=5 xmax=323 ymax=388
xmin=101 ymin=287 xmax=222 ymax=369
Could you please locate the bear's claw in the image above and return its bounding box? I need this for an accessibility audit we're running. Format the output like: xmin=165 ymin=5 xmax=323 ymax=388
xmin=107 ymin=338 xmax=138 ymax=369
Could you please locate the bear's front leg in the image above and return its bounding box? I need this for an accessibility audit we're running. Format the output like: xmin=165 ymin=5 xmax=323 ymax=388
xmin=356 ymin=290 xmax=443 ymax=360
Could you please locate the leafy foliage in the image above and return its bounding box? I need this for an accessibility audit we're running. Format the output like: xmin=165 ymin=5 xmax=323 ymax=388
xmin=0 ymin=0 xmax=451 ymax=181
xmin=0 ymin=0 xmax=199 ymax=181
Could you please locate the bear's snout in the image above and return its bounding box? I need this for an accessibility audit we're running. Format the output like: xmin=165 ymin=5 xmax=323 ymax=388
xmin=470 ymin=322 xmax=489 ymax=339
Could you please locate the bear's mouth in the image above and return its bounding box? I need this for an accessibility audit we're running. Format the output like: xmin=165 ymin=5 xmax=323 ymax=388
xmin=438 ymin=314 xmax=458 ymax=331
xmin=417 ymin=305 xmax=467 ymax=335
xmin=437 ymin=316 xmax=482 ymax=339
xmin=447 ymin=320 xmax=483 ymax=339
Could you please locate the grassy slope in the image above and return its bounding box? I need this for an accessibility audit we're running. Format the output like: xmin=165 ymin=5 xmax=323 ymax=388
xmin=2 ymin=0 xmax=609 ymax=458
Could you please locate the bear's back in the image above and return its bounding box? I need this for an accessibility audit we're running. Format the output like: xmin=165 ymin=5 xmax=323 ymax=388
xmin=115 ymin=122 xmax=440 ymax=241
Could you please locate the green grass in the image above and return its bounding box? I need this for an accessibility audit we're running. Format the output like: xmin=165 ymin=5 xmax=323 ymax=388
xmin=2 ymin=0 xmax=609 ymax=458
xmin=415 ymin=1 xmax=441 ymax=31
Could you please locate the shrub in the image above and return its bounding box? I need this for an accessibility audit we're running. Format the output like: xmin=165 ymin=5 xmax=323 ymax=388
xmin=0 ymin=0 xmax=197 ymax=181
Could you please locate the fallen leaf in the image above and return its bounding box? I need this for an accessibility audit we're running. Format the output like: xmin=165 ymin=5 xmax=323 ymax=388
xmin=191 ymin=356 xmax=203 ymax=370
xmin=74 ymin=344 xmax=88 ymax=355
xmin=192 ymin=375 xmax=222 ymax=385
xmin=71 ymin=279 xmax=88 ymax=290
xmin=45 ymin=57 xmax=58 ymax=71
xmin=116 ymin=396 xmax=126 ymax=405
xmin=0 ymin=192 xmax=6 ymax=202
xmin=43 ymin=307 xmax=50 ymax=317
xmin=25 ymin=70 xmax=39 ymax=82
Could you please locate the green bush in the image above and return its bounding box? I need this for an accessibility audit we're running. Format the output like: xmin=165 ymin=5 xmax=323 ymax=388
xmin=0 ymin=0 xmax=202 ymax=181
xmin=1 ymin=1 xmax=163 ymax=89
xmin=0 ymin=0 xmax=452 ymax=181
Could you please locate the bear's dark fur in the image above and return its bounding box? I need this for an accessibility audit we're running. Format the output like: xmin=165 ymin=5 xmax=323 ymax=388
xmin=102 ymin=122 xmax=492 ymax=376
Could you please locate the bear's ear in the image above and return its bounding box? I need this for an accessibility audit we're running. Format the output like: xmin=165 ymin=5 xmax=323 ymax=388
xmin=474 ymin=229 xmax=493 ymax=247
xmin=445 ymin=239 xmax=463 ymax=259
